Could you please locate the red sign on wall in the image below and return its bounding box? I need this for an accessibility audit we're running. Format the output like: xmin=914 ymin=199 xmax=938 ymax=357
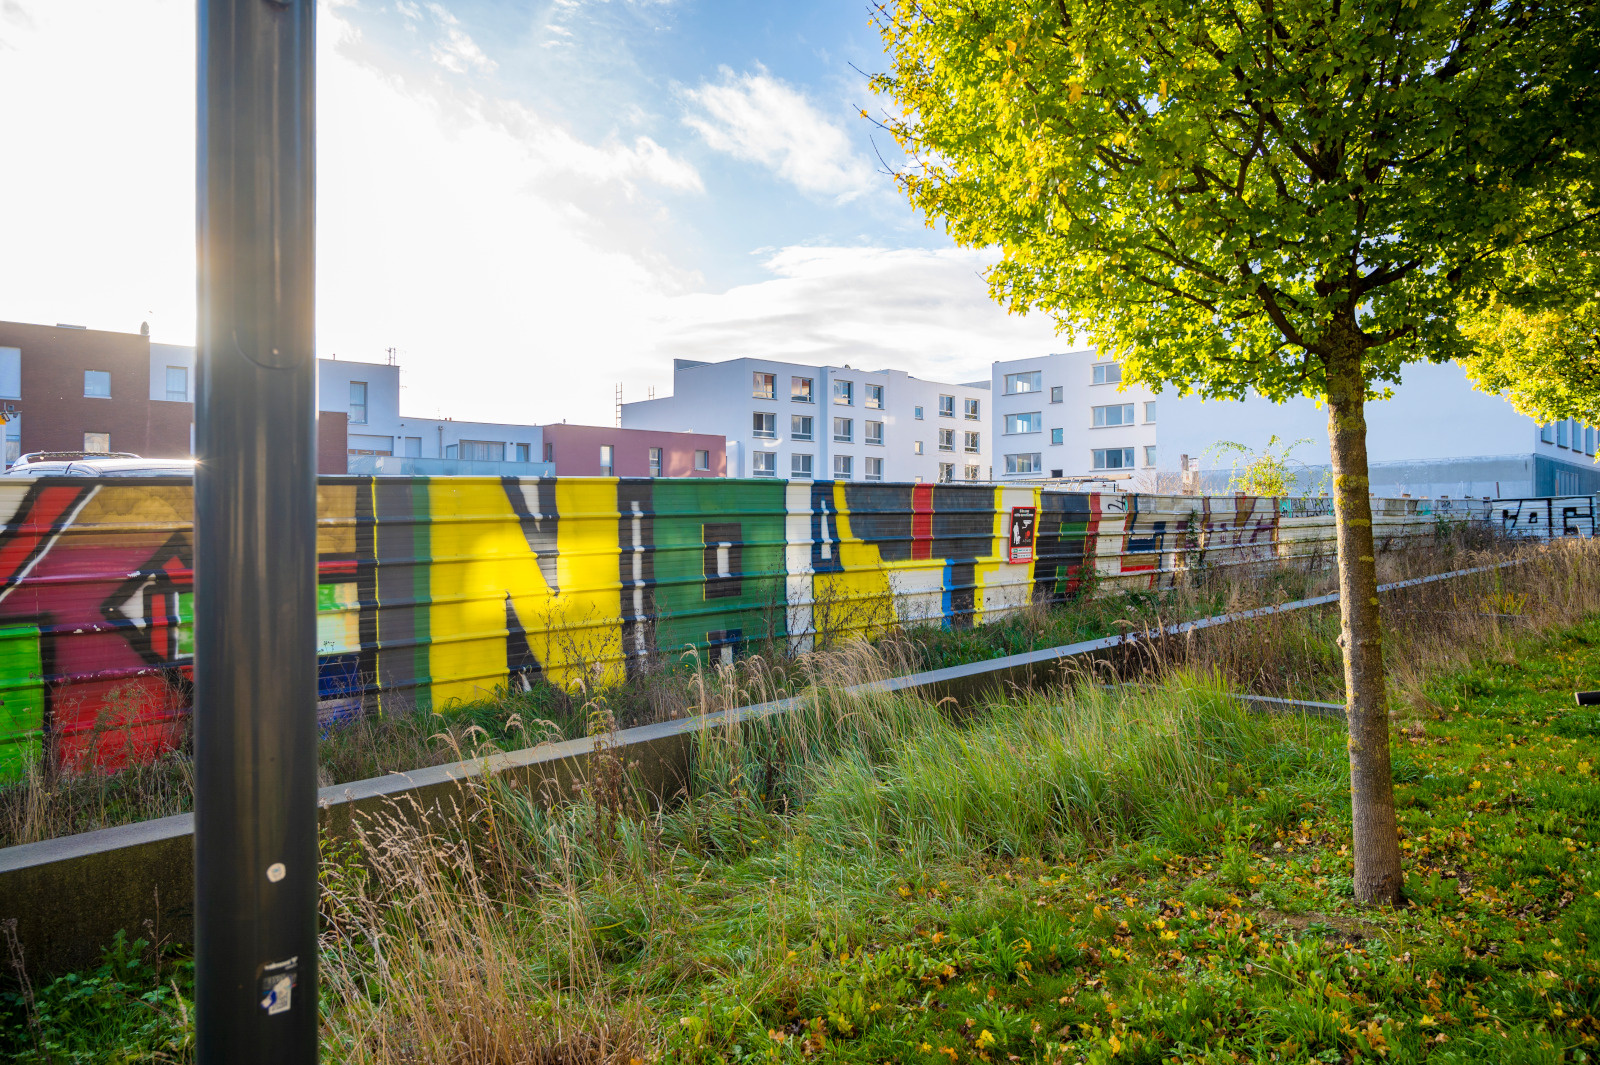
xmin=1009 ymin=506 xmax=1037 ymax=563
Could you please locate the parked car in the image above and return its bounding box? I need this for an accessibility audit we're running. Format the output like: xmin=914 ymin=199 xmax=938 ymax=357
xmin=3 ymin=453 xmax=198 ymax=478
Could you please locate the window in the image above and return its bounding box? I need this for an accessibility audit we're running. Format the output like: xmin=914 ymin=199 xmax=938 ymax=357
xmin=752 ymin=452 xmax=777 ymax=477
xmin=1004 ymin=371 xmax=1042 ymax=395
xmin=84 ymin=370 xmax=111 ymax=398
xmin=460 ymin=439 xmax=506 ymax=462
xmin=5 ymin=416 xmax=19 ymax=465
xmin=515 ymin=442 xmax=530 ymax=462
xmin=753 ymin=372 xmax=776 ymax=400
xmin=1050 ymin=428 xmax=1064 ymax=445
xmin=1144 ymin=445 xmax=1157 ymax=467
xmin=791 ymin=376 xmax=814 ymax=403
xmin=833 ymin=455 xmax=853 ymax=479
xmin=866 ymin=420 xmax=884 ymax=446
xmin=405 ymin=437 xmax=423 ymax=458
xmin=964 ymin=431 xmax=980 ymax=453
xmin=349 ymin=435 xmax=394 ymax=456
xmin=834 ymin=417 xmax=853 ymax=442
xmin=1144 ymin=401 xmax=1157 ymax=423
xmin=1005 ymin=412 xmax=1042 ymax=434
xmin=1558 ymin=420 xmax=1570 ymax=447
xmin=865 ymin=456 xmax=883 ymax=481
xmin=544 ymin=442 xmax=555 ymax=462
xmin=1005 ymin=453 xmax=1041 ymax=474
xmin=1092 ymin=447 xmax=1137 ymax=470
xmin=965 ymin=397 xmax=981 ymax=420
xmin=600 ymin=445 xmax=614 ymax=476
xmin=792 ymin=415 xmax=814 ymax=441
xmin=694 ymin=449 xmax=711 ymax=471
xmin=753 ymin=411 xmax=777 ymax=439
xmin=834 ymin=380 xmax=854 ymax=406
xmin=914 ymin=405 xmax=924 ymax=420
xmin=938 ymin=428 xmax=955 ymax=451
xmin=1541 ymin=423 xmax=1555 ymax=443
xmin=84 ymin=431 xmax=110 ymax=452
xmin=865 ymin=383 xmax=884 ymax=410
xmin=914 ymin=440 xmax=924 ymax=455
xmin=1049 ymin=385 xmax=1063 ymax=404
xmin=1092 ymin=362 xmax=1122 ymax=385
xmin=1589 ymin=427 xmax=1597 ymax=457
xmin=938 ymin=394 xmax=955 ymax=417
xmin=165 ymin=366 xmax=188 ymax=401
xmin=649 ymin=446 xmax=663 ymax=476
xmin=964 ymin=465 xmax=980 ymax=481
xmin=0 ymin=348 xmax=18 ymax=400
xmin=792 ymin=453 xmax=814 ymax=478
xmin=938 ymin=462 xmax=955 ymax=482
xmin=1092 ymin=403 xmax=1136 ymax=427
xmin=348 ymin=381 xmax=367 ymax=424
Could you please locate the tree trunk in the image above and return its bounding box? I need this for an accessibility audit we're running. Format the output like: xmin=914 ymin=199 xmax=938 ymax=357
xmin=1324 ymin=329 xmax=1404 ymax=906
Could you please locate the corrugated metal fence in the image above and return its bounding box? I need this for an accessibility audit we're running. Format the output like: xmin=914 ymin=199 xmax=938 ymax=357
xmin=0 ymin=476 xmax=1590 ymax=779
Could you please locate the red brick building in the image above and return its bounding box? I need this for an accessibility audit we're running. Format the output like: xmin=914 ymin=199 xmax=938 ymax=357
xmin=0 ymin=321 xmax=192 ymax=461
xmin=0 ymin=320 xmax=349 ymax=473
xmin=539 ymin=423 xmax=725 ymax=477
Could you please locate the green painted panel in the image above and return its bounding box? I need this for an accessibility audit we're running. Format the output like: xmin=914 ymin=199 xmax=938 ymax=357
xmin=644 ymin=479 xmax=788 ymax=657
xmin=0 ymin=624 xmax=44 ymax=782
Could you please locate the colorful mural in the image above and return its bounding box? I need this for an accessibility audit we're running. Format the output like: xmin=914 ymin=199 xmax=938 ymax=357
xmin=0 ymin=476 xmax=1563 ymax=780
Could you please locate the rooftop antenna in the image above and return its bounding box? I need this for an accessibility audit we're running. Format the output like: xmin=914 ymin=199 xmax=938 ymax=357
xmin=615 ymin=382 xmax=622 ymax=427
xmin=386 ymin=346 xmax=396 ymax=365
xmin=647 ymin=386 xmax=655 ymax=400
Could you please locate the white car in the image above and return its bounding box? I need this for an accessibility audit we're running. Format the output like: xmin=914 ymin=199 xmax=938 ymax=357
xmin=4 ymin=452 xmax=198 ymax=478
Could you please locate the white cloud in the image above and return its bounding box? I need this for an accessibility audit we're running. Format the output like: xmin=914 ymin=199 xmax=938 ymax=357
xmin=424 ymin=3 xmax=496 ymax=74
xmin=682 ymin=67 xmax=878 ymax=201
xmin=636 ymin=246 xmax=1067 ymax=392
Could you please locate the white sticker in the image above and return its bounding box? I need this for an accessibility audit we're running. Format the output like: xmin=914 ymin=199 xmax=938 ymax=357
xmin=261 ymin=976 xmax=292 ymax=1015
xmin=266 ymin=862 xmax=286 ymax=882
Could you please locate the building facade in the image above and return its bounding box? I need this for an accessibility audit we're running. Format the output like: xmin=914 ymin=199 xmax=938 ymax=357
xmin=991 ymin=350 xmax=1159 ymax=483
xmin=991 ymin=348 xmax=1599 ymax=497
xmin=621 ymin=357 xmax=992 ymax=483
xmin=539 ymin=422 xmax=725 ymax=478
xmin=0 ymin=321 xmax=194 ymax=463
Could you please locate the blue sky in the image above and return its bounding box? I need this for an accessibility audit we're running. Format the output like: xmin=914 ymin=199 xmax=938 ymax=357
xmin=0 ymin=0 xmax=1064 ymax=425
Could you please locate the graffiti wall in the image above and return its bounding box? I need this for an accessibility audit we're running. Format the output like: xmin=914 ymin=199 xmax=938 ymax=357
xmin=0 ymin=476 xmax=1574 ymax=779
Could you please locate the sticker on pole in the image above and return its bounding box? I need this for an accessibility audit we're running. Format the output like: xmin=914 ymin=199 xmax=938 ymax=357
xmin=1008 ymin=506 xmax=1036 ymax=563
xmin=259 ymin=956 xmax=298 ymax=1015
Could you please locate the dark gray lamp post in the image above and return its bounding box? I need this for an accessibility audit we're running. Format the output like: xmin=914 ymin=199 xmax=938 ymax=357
xmin=194 ymin=0 xmax=319 ymax=1061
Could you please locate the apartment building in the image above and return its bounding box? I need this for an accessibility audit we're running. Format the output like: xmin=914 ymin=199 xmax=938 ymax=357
xmin=991 ymin=348 xmax=1598 ymax=497
xmin=0 ymin=320 xmax=195 ymax=463
xmin=991 ymin=350 xmax=1159 ymax=482
xmin=620 ymin=357 xmax=992 ymax=482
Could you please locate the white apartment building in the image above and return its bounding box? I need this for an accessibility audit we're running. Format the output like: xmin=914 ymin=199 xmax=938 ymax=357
xmin=621 ymin=357 xmax=992 ymax=482
xmin=317 ymin=357 xmax=548 ymax=472
xmin=991 ymin=350 xmax=1599 ymax=498
xmin=991 ymin=350 xmax=1159 ymax=482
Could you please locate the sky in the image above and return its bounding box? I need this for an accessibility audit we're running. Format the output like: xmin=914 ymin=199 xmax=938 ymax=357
xmin=0 ymin=0 xmax=1067 ymax=425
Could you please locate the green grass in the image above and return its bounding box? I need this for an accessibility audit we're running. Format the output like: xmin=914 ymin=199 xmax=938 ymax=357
xmin=7 ymin=584 xmax=1600 ymax=1062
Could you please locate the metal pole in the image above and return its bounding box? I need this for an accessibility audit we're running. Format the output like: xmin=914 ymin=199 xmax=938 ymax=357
xmin=195 ymin=0 xmax=318 ymax=1061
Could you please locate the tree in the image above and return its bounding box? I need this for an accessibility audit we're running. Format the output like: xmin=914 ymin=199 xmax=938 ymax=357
xmin=1207 ymin=435 xmax=1324 ymax=496
xmin=873 ymin=0 xmax=1597 ymax=903
xmin=1458 ymin=235 xmax=1600 ymax=425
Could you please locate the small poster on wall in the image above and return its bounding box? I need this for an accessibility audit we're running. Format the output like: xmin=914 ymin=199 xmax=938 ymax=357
xmin=1009 ymin=506 xmax=1037 ymax=563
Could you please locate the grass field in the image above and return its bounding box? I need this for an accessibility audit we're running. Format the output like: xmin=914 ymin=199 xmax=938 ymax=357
xmin=4 ymin=537 xmax=1600 ymax=1062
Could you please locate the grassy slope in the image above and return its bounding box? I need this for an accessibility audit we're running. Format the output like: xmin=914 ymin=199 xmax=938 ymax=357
xmin=8 ymin=615 xmax=1598 ymax=1062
